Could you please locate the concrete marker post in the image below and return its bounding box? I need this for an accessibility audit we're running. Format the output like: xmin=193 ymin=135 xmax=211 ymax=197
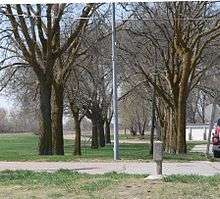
xmin=145 ymin=141 xmax=163 ymax=181
xmin=153 ymin=141 xmax=163 ymax=175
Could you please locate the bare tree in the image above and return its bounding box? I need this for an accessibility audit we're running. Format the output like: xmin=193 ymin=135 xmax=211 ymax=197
xmin=120 ymin=2 xmax=220 ymax=154
xmin=119 ymin=83 xmax=150 ymax=137
xmin=0 ymin=4 xmax=97 ymax=155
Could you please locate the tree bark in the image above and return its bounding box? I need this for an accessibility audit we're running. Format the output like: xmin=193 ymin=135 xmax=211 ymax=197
xmin=91 ymin=117 xmax=99 ymax=149
xmin=73 ymin=111 xmax=81 ymax=156
xmin=69 ymin=100 xmax=82 ymax=155
xmin=161 ymin=93 xmax=188 ymax=154
xmin=52 ymin=83 xmax=64 ymax=155
xmin=163 ymin=107 xmax=178 ymax=153
xmin=201 ymin=94 xmax=206 ymax=124
xmin=130 ymin=127 xmax=137 ymax=136
xmin=175 ymin=52 xmax=191 ymax=154
xmin=137 ymin=121 xmax=143 ymax=136
xmin=98 ymin=118 xmax=105 ymax=147
xmin=105 ymin=121 xmax=111 ymax=144
xmin=38 ymin=81 xmax=53 ymax=155
xmin=176 ymin=95 xmax=187 ymax=154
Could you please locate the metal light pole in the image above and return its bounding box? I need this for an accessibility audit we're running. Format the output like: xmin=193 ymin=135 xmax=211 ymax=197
xmin=112 ymin=2 xmax=120 ymax=160
xmin=150 ymin=52 xmax=157 ymax=155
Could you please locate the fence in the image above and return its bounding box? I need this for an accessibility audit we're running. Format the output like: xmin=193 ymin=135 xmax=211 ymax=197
xmin=186 ymin=124 xmax=214 ymax=141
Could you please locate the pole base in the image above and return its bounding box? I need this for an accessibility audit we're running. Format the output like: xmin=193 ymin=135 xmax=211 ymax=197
xmin=144 ymin=175 xmax=163 ymax=183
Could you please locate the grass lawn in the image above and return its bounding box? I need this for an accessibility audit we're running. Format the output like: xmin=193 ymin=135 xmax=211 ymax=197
xmin=0 ymin=170 xmax=219 ymax=199
xmin=0 ymin=170 xmax=143 ymax=199
xmin=110 ymin=133 xmax=150 ymax=140
xmin=0 ymin=133 xmax=208 ymax=162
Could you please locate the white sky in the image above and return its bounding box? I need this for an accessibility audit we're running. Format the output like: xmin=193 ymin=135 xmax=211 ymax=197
xmin=1 ymin=0 xmax=212 ymax=3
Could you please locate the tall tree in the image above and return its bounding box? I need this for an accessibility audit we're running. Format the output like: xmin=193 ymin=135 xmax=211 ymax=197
xmin=1 ymin=4 xmax=96 ymax=155
xmin=121 ymin=2 xmax=220 ymax=153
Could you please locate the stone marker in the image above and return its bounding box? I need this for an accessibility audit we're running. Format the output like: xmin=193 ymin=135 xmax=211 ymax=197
xmin=153 ymin=141 xmax=163 ymax=175
xmin=145 ymin=141 xmax=163 ymax=182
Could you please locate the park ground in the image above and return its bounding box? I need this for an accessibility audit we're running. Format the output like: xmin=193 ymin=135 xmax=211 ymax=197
xmin=0 ymin=170 xmax=220 ymax=199
xmin=0 ymin=133 xmax=219 ymax=199
xmin=0 ymin=133 xmax=208 ymax=162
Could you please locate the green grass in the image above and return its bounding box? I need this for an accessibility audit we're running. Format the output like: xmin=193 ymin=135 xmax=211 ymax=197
xmin=0 ymin=170 xmax=142 ymax=188
xmin=0 ymin=170 xmax=143 ymax=198
xmin=110 ymin=133 xmax=150 ymax=140
xmin=0 ymin=133 xmax=208 ymax=162
xmin=160 ymin=175 xmax=220 ymax=199
xmin=164 ymin=174 xmax=220 ymax=185
xmin=1 ymin=171 xmax=220 ymax=199
xmin=163 ymin=141 xmax=207 ymax=161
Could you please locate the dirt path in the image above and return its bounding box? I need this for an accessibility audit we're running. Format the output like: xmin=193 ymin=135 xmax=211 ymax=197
xmin=0 ymin=161 xmax=220 ymax=176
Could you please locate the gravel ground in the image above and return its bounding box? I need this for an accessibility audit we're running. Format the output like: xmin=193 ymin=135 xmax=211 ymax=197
xmin=0 ymin=161 xmax=220 ymax=176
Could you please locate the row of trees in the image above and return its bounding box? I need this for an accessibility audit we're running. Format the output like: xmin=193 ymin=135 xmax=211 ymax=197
xmin=0 ymin=3 xmax=117 ymax=156
xmin=118 ymin=2 xmax=220 ymax=153
xmin=1 ymin=2 xmax=220 ymax=156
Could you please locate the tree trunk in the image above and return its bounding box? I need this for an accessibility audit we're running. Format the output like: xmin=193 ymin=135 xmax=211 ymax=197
xmin=130 ymin=127 xmax=137 ymax=136
xmin=164 ymin=107 xmax=178 ymax=153
xmin=162 ymin=94 xmax=187 ymax=154
xmin=176 ymin=93 xmax=187 ymax=154
xmin=141 ymin=113 xmax=148 ymax=137
xmin=163 ymin=108 xmax=169 ymax=152
xmin=124 ymin=128 xmax=127 ymax=135
xmin=69 ymin=100 xmax=81 ymax=155
xmin=73 ymin=111 xmax=81 ymax=156
xmin=202 ymin=95 xmax=206 ymax=124
xmin=105 ymin=121 xmax=111 ymax=144
xmin=176 ymin=56 xmax=190 ymax=153
xmin=38 ymin=81 xmax=53 ymax=155
xmin=141 ymin=127 xmax=145 ymax=136
xmin=91 ymin=117 xmax=98 ymax=149
xmin=137 ymin=122 xmax=143 ymax=136
xmin=52 ymin=84 xmax=64 ymax=155
xmin=98 ymin=118 xmax=105 ymax=147
xmin=175 ymin=52 xmax=191 ymax=154
xmin=187 ymin=103 xmax=196 ymax=123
